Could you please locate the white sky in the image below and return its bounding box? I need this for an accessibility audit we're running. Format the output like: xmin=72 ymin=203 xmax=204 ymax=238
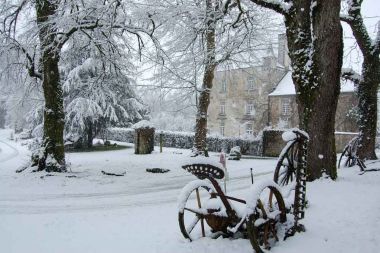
xmin=342 ymin=0 xmax=380 ymax=71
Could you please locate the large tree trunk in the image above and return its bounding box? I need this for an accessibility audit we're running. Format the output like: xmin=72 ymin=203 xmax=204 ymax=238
xmin=35 ymin=0 xmax=66 ymax=172
xmin=341 ymin=0 xmax=380 ymax=159
xmin=282 ymin=0 xmax=342 ymax=180
xmin=307 ymin=0 xmax=343 ymax=180
xmin=87 ymin=120 xmax=93 ymax=148
xmin=357 ymin=56 xmax=379 ymax=160
xmin=340 ymin=0 xmax=380 ymax=160
xmin=193 ymin=0 xmax=216 ymax=156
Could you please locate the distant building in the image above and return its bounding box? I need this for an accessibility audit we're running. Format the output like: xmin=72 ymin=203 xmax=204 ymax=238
xmin=208 ymin=34 xmax=359 ymax=137
xmin=268 ymin=71 xmax=359 ymax=132
xmin=208 ymin=34 xmax=290 ymax=137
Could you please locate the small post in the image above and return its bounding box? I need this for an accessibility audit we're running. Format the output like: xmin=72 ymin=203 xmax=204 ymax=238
xmin=159 ymin=132 xmax=163 ymax=153
xmin=250 ymin=168 xmax=254 ymax=184
xmin=219 ymin=152 xmax=227 ymax=193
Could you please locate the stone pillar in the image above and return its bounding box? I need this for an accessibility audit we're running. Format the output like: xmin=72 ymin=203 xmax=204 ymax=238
xmin=133 ymin=120 xmax=155 ymax=154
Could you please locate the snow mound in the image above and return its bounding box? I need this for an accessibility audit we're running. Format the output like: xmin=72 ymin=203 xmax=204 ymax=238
xmin=282 ymin=128 xmax=309 ymax=142
xmin=177 ymin=180 xmax=214 ymax=212
xmin=132 ymin=120 xmax=155 ymax=129
xmin=182 ymin=156 xmax=224 ymax=171
xmin=245 ymin=179 xmax=282 ymax=215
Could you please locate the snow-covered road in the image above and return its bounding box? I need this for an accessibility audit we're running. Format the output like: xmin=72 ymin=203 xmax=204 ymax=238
xmin=0 ymin=139 xmax=19 ymax=163
xmin=1 ymin=129 xmax=379 ymax=253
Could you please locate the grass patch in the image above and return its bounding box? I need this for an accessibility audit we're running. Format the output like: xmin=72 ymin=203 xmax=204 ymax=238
xmin=66 ymin=144 xmax=130 ymax=153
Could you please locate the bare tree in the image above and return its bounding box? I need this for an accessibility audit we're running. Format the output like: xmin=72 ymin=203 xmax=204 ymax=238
xmin=341 ymin=0 xmax=380 ymax=160
xmin=146 ymin=0 xmax=279 ymax=156
xmin=193 ymin=0 xmax=216 ymax=156
xmin=249 ymin=0 xmax=343 ymax=180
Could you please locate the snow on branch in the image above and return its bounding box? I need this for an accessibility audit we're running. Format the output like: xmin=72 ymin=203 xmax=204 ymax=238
xmin=248 ymin=0 xmax=292 ymax=15
xmin=341 ymin=68 xmax=361 ymax=85
xmin=340 ymin=0 xmax=375 ymax=58
xmin=373 ymin=21 xmax=380 ymax=54
xmin=339 ymin=14 xmax=354 ymax=24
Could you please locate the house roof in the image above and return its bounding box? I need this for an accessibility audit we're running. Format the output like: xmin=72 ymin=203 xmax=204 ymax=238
xmin=269 ymin=71 xmax=356 ymax=96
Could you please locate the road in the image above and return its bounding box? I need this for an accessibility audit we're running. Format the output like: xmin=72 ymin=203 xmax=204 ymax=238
xmin=0 ymin=130 xmax=276 ymax=215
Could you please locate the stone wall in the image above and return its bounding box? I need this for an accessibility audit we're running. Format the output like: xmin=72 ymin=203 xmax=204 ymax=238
xmin=335 ymin=132 xmax=359 ymax=152
xmin=262 ymin=129 xmax=286 ymax=157
xmin=262 ymin=129 xmax=359 ymax=157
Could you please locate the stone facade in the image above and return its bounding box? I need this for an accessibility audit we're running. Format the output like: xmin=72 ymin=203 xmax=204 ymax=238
xmin=208 ymin=34 xmax=290 ymax=137
xmin=268 ymin=81 xmax=359 ymax=132
xmin=208 ymin=34 xmax=358 ymax=143
xmin=208 ymin=63 xmax=287 ymax=137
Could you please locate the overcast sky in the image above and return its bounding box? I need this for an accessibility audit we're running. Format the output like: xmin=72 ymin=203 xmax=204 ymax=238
xmin=343 ymin=0 xmax=379 ymax=71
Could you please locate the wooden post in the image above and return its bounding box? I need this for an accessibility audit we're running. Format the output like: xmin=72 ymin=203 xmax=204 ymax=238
xmin=160 ymin=132 xmax=163 ymax=153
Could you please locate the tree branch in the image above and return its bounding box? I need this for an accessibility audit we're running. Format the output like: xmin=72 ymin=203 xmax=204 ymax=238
xmin=341 ymin=68 xmax=361 ymax=85
xmin=374 ymin=21 xmax=380 ymax=54
xmin=248 ymin=0 xmax=291 ymax=15
xmin=2 ymin=34 xmax=42 ymax=80
xmin=340 ymin=0 xmax=375 ymax=58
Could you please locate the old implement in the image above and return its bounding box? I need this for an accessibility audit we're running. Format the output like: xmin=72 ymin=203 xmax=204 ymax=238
xmin=178 ymin=129 xmax=309 ymax=252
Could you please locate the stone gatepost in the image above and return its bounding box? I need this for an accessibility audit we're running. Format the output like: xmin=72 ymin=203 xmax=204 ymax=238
xmin=132 ymin=120 xmax=155 ymax=154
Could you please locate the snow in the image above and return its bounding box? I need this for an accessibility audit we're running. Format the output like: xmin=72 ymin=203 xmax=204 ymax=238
xmin=282 ymin=130 xmax=297 ymax=142
xmin=182 ymin=156 xmax=225 ymax=171
xmin=269 ymin=71 xmax=356 ymax=96
xmin=245 ymin=179 xmax=282 ymax=214
xmin=1 ymin=129 xmax=380 ymax=253
xmin=269 ymin=71 xmax=295 ymax=96
xmin=132 ymin=120 xmax=155 ymax=129
xmin=178 ymin=180 xmax=214 ymax=212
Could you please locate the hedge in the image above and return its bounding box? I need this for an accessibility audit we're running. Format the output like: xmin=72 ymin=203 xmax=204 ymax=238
xmin=106 ymin=128 xmax=262 ymax=156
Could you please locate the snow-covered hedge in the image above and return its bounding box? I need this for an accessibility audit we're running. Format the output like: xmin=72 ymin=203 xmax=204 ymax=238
xmin=106 ymin=128 xmax=262 ymax=155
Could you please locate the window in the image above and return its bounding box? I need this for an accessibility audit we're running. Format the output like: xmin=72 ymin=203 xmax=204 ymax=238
xmin=220 ymin=79 xmax=227 ymax=93
xmin=282 ymin=98 xmax=291 ymax=116
xmin=246 ymin=123 xmax=253 ymax=135
xmin=245 ymin=101 xmax=254 ymax=115
xmin=220 ymin=122 xmax=225 ymax=136
xmin=220 ymin=101 xmax=226 ymax=115
xmin=246 ymin=76 xmax=255 ymax=90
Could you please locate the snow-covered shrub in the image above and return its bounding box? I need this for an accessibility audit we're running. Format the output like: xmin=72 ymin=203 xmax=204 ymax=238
xmin=228 ymin=146 xmax=242 ymax=160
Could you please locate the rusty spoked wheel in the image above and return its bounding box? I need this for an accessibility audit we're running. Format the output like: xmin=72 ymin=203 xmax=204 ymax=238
xmin=178 ymin=180 xmax=216 ymax=241
xmin=338 ymin=137 xmax=360 ymax=168
xmin=247 ymin=185 xmax=287 ymax=253
xmin=274 ymin=140 xmax=300 ymax=186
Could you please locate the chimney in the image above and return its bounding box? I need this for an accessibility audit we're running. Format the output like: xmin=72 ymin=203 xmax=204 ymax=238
xmin=278 ymin=33 xmax=290 ymax=69
xmin=263 ymin=45 xmax=276 ymax=70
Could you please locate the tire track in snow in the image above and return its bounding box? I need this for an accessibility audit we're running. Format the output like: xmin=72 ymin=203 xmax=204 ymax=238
xmin=0 ymin=139 xmax=19 ymax=163
xmin=0 ymin=171 xmax=274 ymax=215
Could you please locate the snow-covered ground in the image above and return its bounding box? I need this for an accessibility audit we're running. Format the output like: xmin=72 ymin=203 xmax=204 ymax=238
xmin=0 ymin=129 xmax=379 ymax=253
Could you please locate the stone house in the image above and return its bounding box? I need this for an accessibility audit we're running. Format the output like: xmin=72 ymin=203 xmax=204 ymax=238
xmin=268 ymin=71 xmax=359 ymax=132
xmin=208 ymin=34 xmax=290 ymax=137
xmin=208 ymin=34 xmax=358 ymax=139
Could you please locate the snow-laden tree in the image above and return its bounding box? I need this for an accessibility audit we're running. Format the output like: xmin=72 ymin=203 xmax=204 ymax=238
xmin=341 ymin=0 xmax=380 ymax=160
xmin=142 ymin=89 xmax=196 ymax=132
xmin=62 ymin=52 xmax=148 ymax=148
xmin=145 ymin=0 xmax=280 ymax=156
xmin=0 ymin=0 xmax=155 ymax=172
xmin=249 ymin=0 xmax=343 ymax=180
